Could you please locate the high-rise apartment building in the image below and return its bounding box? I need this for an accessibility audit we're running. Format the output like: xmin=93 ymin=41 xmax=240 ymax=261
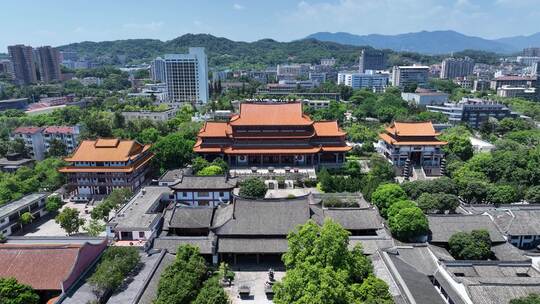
xmin=392 ymin=66 xmax=429 ymax=89
xmin=35 ymin=46 xmax=62 ymax=83
xmin=163 ymin=48 xmax=209 ymax=104
xmin=151 ymin=57 xmax=166 ymax=83
xmin=8 ymin=45 xmax=37 ymax=85
xmin=0 ymin=60 xmax=14 ymax=79
xmin=523 ymin=47 xmax=540 ymax=57
xmin=440 ymin=57 xmax=475 ymax=79
xmin=359 ymin=49 xmax=386 ymax=73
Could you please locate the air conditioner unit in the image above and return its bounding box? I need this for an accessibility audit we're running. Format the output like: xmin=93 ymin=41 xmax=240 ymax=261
xmin=295 ymin=155 xmax=304 ymax=161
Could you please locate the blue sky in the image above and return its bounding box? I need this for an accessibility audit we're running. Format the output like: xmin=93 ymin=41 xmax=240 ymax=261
xmin=1 ymin=0 xmax=539 ymax=51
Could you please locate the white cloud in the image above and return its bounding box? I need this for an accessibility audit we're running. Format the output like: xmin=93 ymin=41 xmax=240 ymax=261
xmin=233 ymin=3 xmax=245 ymax=10
xmin=122 ymin=21 xmax=164 ymax=31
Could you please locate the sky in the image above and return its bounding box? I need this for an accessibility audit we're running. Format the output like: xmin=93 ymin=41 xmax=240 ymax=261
xmin=1 ymin=0 xmax=539 ymax=52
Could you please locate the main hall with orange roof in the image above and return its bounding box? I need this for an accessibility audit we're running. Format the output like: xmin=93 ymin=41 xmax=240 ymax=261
xmin=194 ymin=102 xmax=351 ymax=167
xmin=377 ymin=121 xmax=447 ymax=176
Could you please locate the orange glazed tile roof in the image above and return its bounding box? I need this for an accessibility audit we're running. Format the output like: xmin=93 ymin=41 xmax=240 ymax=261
xmin=223 ymin=147 xmax=322 ymax=154
xmin=59 ymin=153 xmax=154 ymax=173
xmin=322 ymin=146 xmax=352 ymax=152
xmin=385 ymin=121 xmax=440 ymax=137
xmin=313 ymin=121 xmax=346 ymax=137
xmin=229 ymin=103 xmax=313 ymax=126
xmin=64 ymin=139 xmax=151 ymax=162
xmin=198 ymin=122 xmax=231 ymax=138
xmin=379 ymin=133 xmax=447 ymax=146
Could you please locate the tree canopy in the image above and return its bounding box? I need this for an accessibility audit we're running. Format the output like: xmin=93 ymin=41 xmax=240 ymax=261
xmin=238 ymin=178 xmax=267 ymax=199
xmin=448 ymin=230 xmax=492 ymax=260
xmin=0 ymin=278 xmax=39 ymax=304
xmin=273 ymin=220 xmax=392 ymax=304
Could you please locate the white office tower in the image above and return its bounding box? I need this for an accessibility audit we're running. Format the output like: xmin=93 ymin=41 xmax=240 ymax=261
xmin=151 ymin=57 xmax=166 ymax=83
xmin=163 ymin=47 xmax=209 ymax=104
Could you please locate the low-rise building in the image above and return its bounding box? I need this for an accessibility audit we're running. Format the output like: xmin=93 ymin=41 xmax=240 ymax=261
xmin=377 ymin=121 xmax=447 ymax=177
xmin=0 ymin=238 xmax=106 ymax=302
xmin=490 ymin=75 xmax=536 ymax=90
xmin=11 ymin=127 xmax=45 ymax=160
xmin=0 ymin=153 xmax=34 ymax=172
xmin=0 ymin=193 xmax=48 ymax=236
xmin=469 ymin=137 xmax=495 ymax=153
xmin=121 ymin=107 xmax=178 ymax=122
xmin=427 ymin=98 xmax=519 ymax=128
xmin=107 ymin=186 xmax=171 ymax=248
xmin=497 ymin=85 xmax=537 ymax=100
xmin=12 ymin=125 xmax=80 ymax=160
xmin=302 ymin=99 xmax=331 ymax=109
xmin=169 ymin=175 xmax=236 ymax=207
xmin=59 ymin=138 xmax=154 ymax=199
xmin=401 ymin=91 xmax=449 ymax=106
xmin=0 ymin=98 xmax=28 ymax=111
xmin=337 ymin=71 xmax=389 ymax=92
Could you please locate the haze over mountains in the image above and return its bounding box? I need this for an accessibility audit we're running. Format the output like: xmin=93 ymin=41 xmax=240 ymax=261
xmin=306 ymin=30 xmax=540 ymax=54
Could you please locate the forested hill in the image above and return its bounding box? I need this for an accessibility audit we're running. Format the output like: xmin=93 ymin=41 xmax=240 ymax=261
xmin=57 ymin=33 xmax=502 ymax=68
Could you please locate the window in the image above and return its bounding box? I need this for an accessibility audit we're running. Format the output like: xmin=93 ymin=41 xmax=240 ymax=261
xmin=198 ymin=192 xmax=209 ymax=197
xmin=139 ymin=232 xmax=145 ymax=238
xmin=517 ymin=273 xmax=530 ymax=277
xmin=219 ymin=192 xmax=225 ymax=197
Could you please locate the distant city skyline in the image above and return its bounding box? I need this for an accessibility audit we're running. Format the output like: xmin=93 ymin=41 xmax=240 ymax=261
xmin=1 ymin=0 xmax=540 ymax=52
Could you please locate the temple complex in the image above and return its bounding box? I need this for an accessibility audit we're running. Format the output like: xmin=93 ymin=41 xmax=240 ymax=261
xmin=194 ymin=103 xmax=350 ymax=167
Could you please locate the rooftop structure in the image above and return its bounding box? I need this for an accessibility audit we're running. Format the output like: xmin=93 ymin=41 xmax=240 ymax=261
xmin=377 ymin=121 xmax=447 ymax=177
xmin=427 ymin=214 xmax=507 ymax=244
xmin=194 ymin=103 xmax=351 ymax=168
xmin=401 ymin=90 xmax=449 ymax=106
xmin=59 ymin=139 xmax=154 ymax=199
xmin=107 ymin=186 xmax=170 ymax=248
xmin=169 ymin=175 xmax=236 ymax=207
xmin=0 ymin=240 xmax=106 ymax=298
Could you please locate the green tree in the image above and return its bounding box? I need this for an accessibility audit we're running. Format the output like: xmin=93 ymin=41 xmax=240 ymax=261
xmin=439 ymin=126 xmax=474 ymax=161
xmin=45 ymin=195 xmax=62 ymax=213
xmin=46 ymin=139 xmax=68 ymax=157
xmin=55 ymin=207 xmax=85 ymax=236
xmin=448 ymin=230 xmax=491 ymax=260
xmin=371 ymin=183 xmax=407 ymax=218
xmin=192 ymin=157 xmax=210 ymax=173
xmin=417 ymin=193 xmax=459 ymax=214
xmin=192 ymin=277 xmax=229 ymax=304
xmin=85 ymin=219 xmax=105 ymax=237
xmin=511 ymin=294 xmax=540 ymax=304
xmin=155 ymin=245 xmax=208 ymax=304
xmin=273 ymin=220 xmax=389 ymax=304
xmin=487 ymin=185 xmax=518 ymax=205
xmin=89 ymin=247 xmax=140 ymax=301
xmin=20 ymin=212 xmax=33 ymax=225
xmin=152 ymin=132 xmax=195 ymax=171
xmin=138 ymin=127 xmax=160 ymax=144
xmin=197 ymin=165 xmax=224 ymax=176
xmin=525 ymin=186 xmax=540 ymax=204
xmin=0 ymin=277 xmax=39 ymax=304
xmin=388 ymin=207 xmax=428 ymax=241
xmin=239 ymin=178 xmax=267 ymax=199
xmin=387 ymin=200 xmax=416 ymax=218
xmin=459 ymin=181 xmax=488 ymax=204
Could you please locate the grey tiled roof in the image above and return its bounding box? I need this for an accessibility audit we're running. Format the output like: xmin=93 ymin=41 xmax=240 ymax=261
xmin=0 ymin=193 xmax=47 ymax=219
xmin=348 ymin=237 xmax=394 ymax=255
xmin=137 ymin=252 xmax=175 ymax=304
xmin=218 ymin=238 xmax=288 ymax=253
xmin=427 ymin=215 xmax=506 ymax=243
xmin=215 ymin=198 xmax=311 ymax=236
xmin=493 ymin=209 xmax=540 ymax=236
xmin=169 ymin=207 xmax=214 ymax=229
xmin=169 ymin=175 xmax=236 ymax=190
xmin=386 ymin=253 xmax=447 ymax=304
xmin=311 ymin=206 xmax=383 ymax=231
xmin=153 ymin=236 xmax=215 ymax=255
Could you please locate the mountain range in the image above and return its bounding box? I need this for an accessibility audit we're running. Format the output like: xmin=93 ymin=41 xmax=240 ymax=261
xmin=306 ymin=30 xmax=540 ymax=54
